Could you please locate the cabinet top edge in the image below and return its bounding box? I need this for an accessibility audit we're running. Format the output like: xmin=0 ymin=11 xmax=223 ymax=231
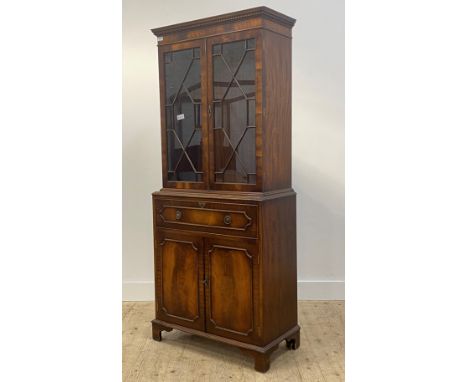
xmin=151 ymin=6 xmax=296 ymax=37
xmin=152 ymin=188 xmax=296 ymax=202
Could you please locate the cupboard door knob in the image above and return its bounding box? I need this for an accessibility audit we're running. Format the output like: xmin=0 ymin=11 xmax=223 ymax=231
xmin=224 ymin=215 xmax=232 ymax=225
xmin=202 ymin=278 xmax=208 ymax=285
xmin=175 ymin=210 xmax=182 ymax=220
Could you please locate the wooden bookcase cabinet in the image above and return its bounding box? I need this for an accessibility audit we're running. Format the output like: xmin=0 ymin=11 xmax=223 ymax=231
xmin=151 ymin=7 xmax=299 ymax=372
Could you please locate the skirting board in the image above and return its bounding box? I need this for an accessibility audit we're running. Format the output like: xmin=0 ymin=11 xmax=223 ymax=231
xmin=123 ymin=280 xmax=344 ymax=301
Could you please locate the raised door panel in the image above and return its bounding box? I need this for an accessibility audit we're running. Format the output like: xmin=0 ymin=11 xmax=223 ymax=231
xmin=204 ymin=238 xmax=259 ymax=343
xmin=158 ymin=39 xmax=208 ymax=189
xmin=207 ymin=30 xmax=263 ymax=191
xmin=155 ymin=231 xmax=205 ymax=331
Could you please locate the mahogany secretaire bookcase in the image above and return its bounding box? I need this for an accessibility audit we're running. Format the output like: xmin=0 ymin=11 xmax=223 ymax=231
xmin=150 ymin=7 xmax=299 ymax=372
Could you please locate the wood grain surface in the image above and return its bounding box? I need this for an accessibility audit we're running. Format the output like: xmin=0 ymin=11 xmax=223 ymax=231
xmin=149 ymin=6 xmax=301 ymax=374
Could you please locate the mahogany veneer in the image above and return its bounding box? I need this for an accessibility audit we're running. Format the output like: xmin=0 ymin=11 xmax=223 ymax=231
xmin=150 ymin=7 xmax=298 ymax=372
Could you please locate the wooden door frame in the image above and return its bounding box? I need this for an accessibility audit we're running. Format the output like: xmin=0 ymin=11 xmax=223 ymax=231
xmin=158 ymin=39 xmax=209 ymax=190
xmin=206 ymin=29 xmax=263 ymax=192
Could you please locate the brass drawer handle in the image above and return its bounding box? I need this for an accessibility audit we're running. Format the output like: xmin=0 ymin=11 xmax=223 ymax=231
xmin=175 ymin=210 xmax=182 ymax=220
xmin=224 ymin=215 xmax=232 ymax=225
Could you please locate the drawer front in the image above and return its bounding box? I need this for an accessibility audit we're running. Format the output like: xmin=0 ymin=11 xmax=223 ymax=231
xmin=155 ymin=198 xmax=258 ymax=237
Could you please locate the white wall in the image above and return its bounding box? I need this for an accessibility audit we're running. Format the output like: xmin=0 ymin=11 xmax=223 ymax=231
xmin=123 ymin=0 xmax=344 ymax=300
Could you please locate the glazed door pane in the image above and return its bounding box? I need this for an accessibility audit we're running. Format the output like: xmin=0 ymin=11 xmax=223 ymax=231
xmin=211 ymin=37 xmax=257 ymax=185
xmin=164 ymin=46 xmax=203 ymax=182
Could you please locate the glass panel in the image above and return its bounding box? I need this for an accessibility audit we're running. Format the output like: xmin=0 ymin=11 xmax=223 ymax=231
xmin=236 ymin=50 xmax=255 ymax=97
xmin=221 ymin=40 xmax=245 ymax=72
xmin=212 ymin=38 xmax=256 ymax=185
xmin=213 ymin=128 xmax=233 ymax=173
xmin=214 ymin=102 xmax=222 ymax=129
xmin=223 ymin=83 xmax=247 ymax=147
xmin=237 ymin=127 xmax=256 ymax=175
xmin=164 ymin=47 xmax=203 ymax=182
xmin=247 ymin=99 xmax=256 ymax=127
xmin=213 ymin=55 xmax=231 ymax=101
xmin=212 ymin=44 xmax=221 ymax=55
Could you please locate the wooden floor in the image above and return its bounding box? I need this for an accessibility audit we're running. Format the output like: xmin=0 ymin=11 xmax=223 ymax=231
xmin=123 ymin=301 xmax=344 ymax=382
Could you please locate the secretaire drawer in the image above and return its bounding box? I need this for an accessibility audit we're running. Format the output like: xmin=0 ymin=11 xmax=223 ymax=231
xmin=154 ymin=198 xmax=258 ymax=237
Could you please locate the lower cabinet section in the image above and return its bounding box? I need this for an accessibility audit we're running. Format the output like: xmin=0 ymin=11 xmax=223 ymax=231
xmin=155 ymin=230 xmax=258 ymax=342
xmin=152 ymin=191 xmax=299 ymax=372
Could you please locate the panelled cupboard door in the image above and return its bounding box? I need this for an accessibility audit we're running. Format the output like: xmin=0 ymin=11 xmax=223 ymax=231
xmin=204 ymin=237 xmax=259 ymax=343
xmin=155 ymin=231 xmax=205 ymax=331
xmin=158 ymin=39 xmax=209 ymax=190
xmin=207 ymin=30 xmax=262 ymax=192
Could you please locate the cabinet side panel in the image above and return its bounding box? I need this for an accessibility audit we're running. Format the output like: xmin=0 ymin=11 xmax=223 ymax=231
xmin=261 ymin=30 xmax=292 ymax=191
xmin=260 ymin=194 xmax=297 ymax=343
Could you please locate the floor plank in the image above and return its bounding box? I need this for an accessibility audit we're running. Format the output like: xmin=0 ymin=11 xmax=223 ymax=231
xmin=123 ymin=301 xmax=344 ymax=382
